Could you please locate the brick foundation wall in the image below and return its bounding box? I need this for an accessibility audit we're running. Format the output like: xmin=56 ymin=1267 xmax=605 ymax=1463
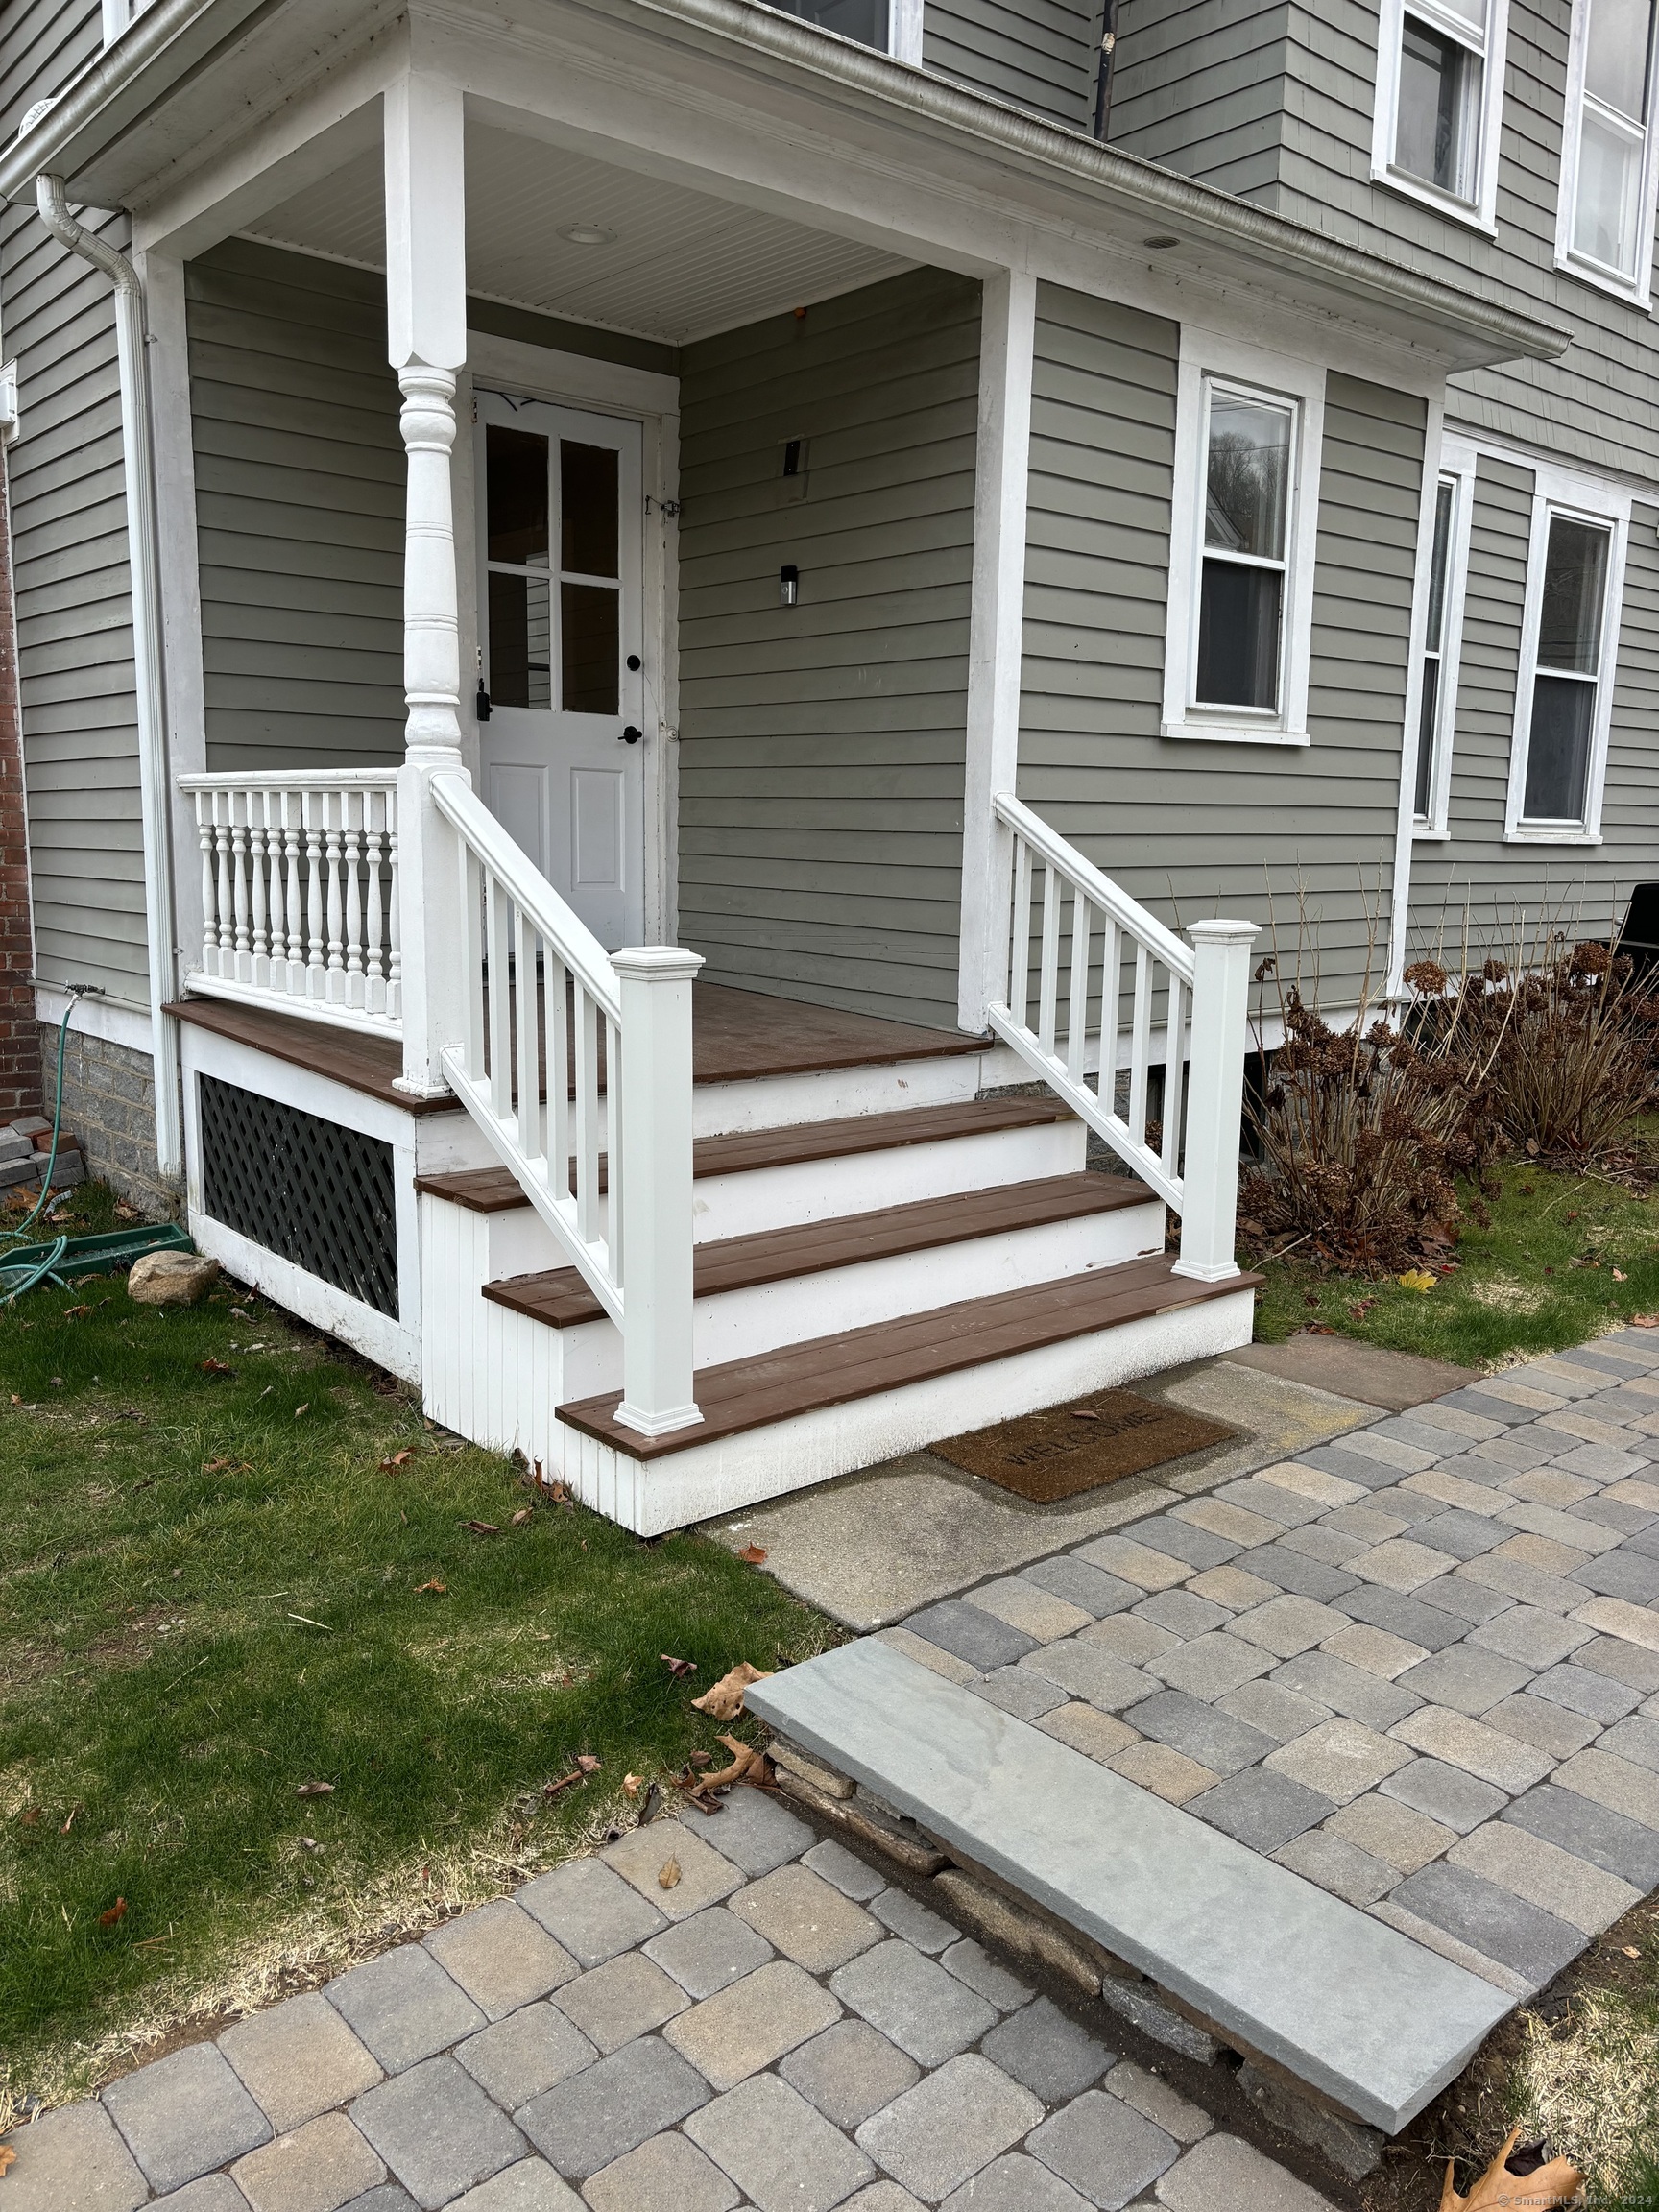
xmin=37 ymin=1023 xmax=180 ymax=1219
xmin=0 ymin=445 xmax=41 ymax=1118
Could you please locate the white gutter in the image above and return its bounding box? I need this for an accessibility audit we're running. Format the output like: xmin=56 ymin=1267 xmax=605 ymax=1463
xmin=34 ymin=169 xmax=182 ymax=1180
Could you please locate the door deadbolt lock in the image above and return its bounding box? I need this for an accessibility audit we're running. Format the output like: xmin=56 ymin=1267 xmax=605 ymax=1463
xmin=619 ymin=725 xmax=643 ymax=745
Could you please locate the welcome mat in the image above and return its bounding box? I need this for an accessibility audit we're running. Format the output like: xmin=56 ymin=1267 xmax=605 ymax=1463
xmin=931 ymin=1387 xmax=1238 ymax=1503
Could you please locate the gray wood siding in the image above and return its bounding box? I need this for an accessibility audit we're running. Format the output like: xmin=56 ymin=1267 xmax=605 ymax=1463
xmin=924 ymin=0 xmax=1097 ymax=129
xmin=0 ymin=0 xmax=147 ymax=1008
xmin=1017 ymin=286 xmax=1422 ymax=1008
xmin=1105 ymin=0 xmax=1290 ymax=201
xmin=187 ymin=241 xmax=406 ymax=773
xmin=676 ymin=270 xmax=981 ymax=1029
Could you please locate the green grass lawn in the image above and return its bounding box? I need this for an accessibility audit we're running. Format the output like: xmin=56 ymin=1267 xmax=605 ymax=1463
xmin=1250 ymin=1122 xmax=1659 ymax=1372
xmin=0 ymin=1222 xmax=837 ymax=2126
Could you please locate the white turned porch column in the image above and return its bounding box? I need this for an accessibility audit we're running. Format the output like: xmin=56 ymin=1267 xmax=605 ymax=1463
xmin=957 ymin=269 xmax=1036 ymax=1034
xmin=1172 ymin=919 xmax=1260 ymax=1284
xmin=385 ymin=69 xmax=470 ymax=1097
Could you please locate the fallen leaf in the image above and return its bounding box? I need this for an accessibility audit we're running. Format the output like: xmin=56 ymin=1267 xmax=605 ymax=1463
xmin=1438 ymin=2125 xmax=1581 ymax=2210
xmin=19 ymin=1807 xmax=41 ymax=1827
xmin=296 ymin=1781 xmax=335 ymax=1798
xmin=1614 ymin=1268 xmax=1628 ymax=1282
xmin=60 ymin=1803 xmax=80 ymax=1834
xmin=661 ymin=1653 xmax=697 ymax=1679
xmin=462 ymin=1519 xmax=500 ymax=1536
xmin=200 ymin=1357 xmax=234 ymax=1375
xmin=0 ymin=2144 xmax=15 ymax=2174
xmin=99 ymin=1897 xmax=127 ymax=1928
xmin=690 ymin=1660 xmax=774 ymax=1721
xmin=510 ymin=1507 xmax=534 ymax=1527
xmin=1635 ymin=1315 xmax=1659 ymax=1329
xmin=1623 ymin=1944 xmax=1642 ymax=1958
xmin=1070 ymin=1409 xmax=1100 ymax=1421
xmin=300 ymin=1837 xmax=321 ymax=1853
xmin=294 ymin=1403 xmax=310 ymax=1417
xmin=380 ymin=1450 xmax=414 ymax=1471
xmin=415 ymin=1578 xmax=447 ymax=1596
xmin=703 ymin=1734 xmax=770 ymax=1789
xmin=658 ymin=1856 xmax=681 ymax=1889
xmin=736 ymin=1543 xmax=769 ymax=1565
xmin=1399 ymin=1269 xmax=1439 ymax=1293
xmin=63 ymin=1303 xmax=91 ymax=1319
xmin=541 ymin=1760 xmax=599 ymax=1800
xmin=622 ymin=1773 xmax=642 ymax=1797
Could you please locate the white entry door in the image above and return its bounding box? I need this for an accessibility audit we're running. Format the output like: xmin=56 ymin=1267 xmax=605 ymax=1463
xmin=476 ymin=393 xmax=645 ymax=949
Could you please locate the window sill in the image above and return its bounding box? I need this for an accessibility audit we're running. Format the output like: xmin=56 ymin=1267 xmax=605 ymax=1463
xmin=1163 ymin=720 xmax=1310 ymax=748
xmin=1371 ymin=165 xmax=1498 ymax=238
xmin=1503 ymin=827 xmax=1603 ymax=846
xmin=1412 ymin=825 xmax=1453 ymax=841
xmin=1552 ymin=249 xmax=1652 ymax=312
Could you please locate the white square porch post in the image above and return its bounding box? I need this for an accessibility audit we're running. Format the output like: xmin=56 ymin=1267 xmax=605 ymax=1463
xmin=1171 ymin=919 xmax=1259 ymax=1283
xmin=957 ymin=269 xmax=1036 ymax=1034
xmin=385 ymin=70 xmax=469 ymax=1097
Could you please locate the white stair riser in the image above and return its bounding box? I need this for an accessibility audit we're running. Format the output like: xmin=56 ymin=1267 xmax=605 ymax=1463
xmin=551 ymin=1289 xmax=1259 ymax=1535
xmin=421 ymin=1196 xmax=578 ymax=1455
xmin=692 ymin=1053 xmax=987 ymax=1137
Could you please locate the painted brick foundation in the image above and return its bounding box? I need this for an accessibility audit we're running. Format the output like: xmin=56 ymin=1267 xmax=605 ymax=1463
xmin=37 ymin=1023 xmax=180 ymax=1217
xmin=0 ymin=445 xmax=40 ymax=1118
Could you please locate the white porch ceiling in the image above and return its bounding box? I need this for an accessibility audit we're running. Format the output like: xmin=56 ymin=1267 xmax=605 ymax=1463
xmin=243 ymin=123 xmax=915 ymax=346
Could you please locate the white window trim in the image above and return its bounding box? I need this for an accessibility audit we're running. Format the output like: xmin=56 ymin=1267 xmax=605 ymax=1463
xmin=890 ymin=0 xmax=924 ymax=62
xmin=1162 ymin=332 xmax=1325 ymax=749
xmin=1503 ymin=459 xmax=1632 ymax=846
xmin=1409 ymin=436 xmax=1478 ymax=839
xmin=1371 ymin=0 xmax=1510 ymax=235
xmin=1553 ymin=0 xmax=1659 ymax=307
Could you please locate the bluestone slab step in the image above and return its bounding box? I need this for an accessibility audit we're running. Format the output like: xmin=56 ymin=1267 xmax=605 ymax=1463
xmin=748 ymin=1640 xmax=1509 ymax=2132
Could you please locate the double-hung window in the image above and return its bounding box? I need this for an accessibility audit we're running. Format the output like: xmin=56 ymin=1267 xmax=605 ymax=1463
xmin=1557 ymin=0 xmax=1659 ymax=301
xmin=1373 ymin=0 xmax=1509 ymax=228
xmin=1506 ymin=468 xmax=1630 ymax=843
xmin=1163 ymin=338 xmax=1324 ymax=747
xmin=1410 ymin=444 xmax=1476 ymax=836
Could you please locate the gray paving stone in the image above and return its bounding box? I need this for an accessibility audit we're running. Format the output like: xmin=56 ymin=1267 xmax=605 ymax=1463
xmin=1215 ymin=1677 xmax=1332 ymax=1744
xmin=1449 ymin=1822 xmax=1642 ymax=1935
xmin=1264 ymin=1719 xmax=1411 ymax=1805
xmin=1483 ymin=1693 xmax=1602 ymax=1761
xmin=970 ymin=1665 xmax=1070 ymax=1719
xmin=1216 ymin=1477 xmax=1328 ymax=1526
xmin=421 ymin=2162 xmax=574 ymax=2212
xmin=582 ymin=2132 xmax=737 ymax=2212
xmin=1335 ymin=1584 xmax=1468 ymax=1651
xmin=1573 ymin=1550 xmax=1659 ymax=1605
xmin=830 ymin=1938 xmax=998 ymax=2066
xmin=1027 ymin=2090 xmax=1180 ymax=2211
xmin=602 ymin=1822 xmax=744 ymax=1921
xmin=980 ymin=1995 xmax=1115 ymax=2101
xmin=1102 ymin=2061 xmax=1213 ymax=2145
xmin=1154 ymin=2133 xmax=1335 ymax=2211
xmin=1123 ymin=1516 xmax=1240 ymax=1570
xmin=1134 ymin=1588 xmax=1230 ymax=1638
xmin=1414 ymin=1577 xmax=1515 ymax=1626
xmin=156 ymin=2181 xmax=257 ymax=2212
xmin=1124 ymin=1690 xmax=1278 ymax=1777
xmin=515 ymin=1860 xmax=666 ymax=1970
xmin=350 ymin=2056 xmax=527 ymax=2211
xmin=906 ymin=1599 xmax=1038 ymax=1671
xmin=1529 ymin=1662 xmax=1643 ymax=1721
xmin=1379 ymin=1757 xmax=1507 ymax=1833
xmin=1023 ymin=1639 xmax=1162 ymax=1712
xmin=1440 ymin=1387 xmax=1537 ymax=1426
xmin=1272 ymin=1827 xmax=1398 ymax=1906
xmin=680 ymin=1787 xmax=815 ymax=1876
xmin=1575 ymin=1634 xmax=1659 ymax=1692
xmin=664 ymin=1959 xmax=841 ymax=2088
xmin=1233 ymin=1593 xmax=1352 ymax=1658
xmin=1082 ymin=1612 xmax=1179 ymax=1666
xmin=1270 ymin=1651 xmax=1421 ymax=1732
xmin=1387 ymin=1863 xmax=1584 ymax=1989
xmin=685 ymin=2073 xmax=876 ymax=2212
xmin=515 ymin=2037 xmax=709 ymax=2179
xmin=1147 ymin=1632 xmax=1276 ymax=1700
xmin=843 ymin=2189 xmax=928 ymax=2212
xmin=802 ymin=1838 xmax=887 ymax=1900
xmin=1280 ymin=1523 xmax=1370 ymax=1565
xmin=1574 ymin=1496 xmax=1659 ymax=1534
xmin=1407 ymin=1510 xmax=1510 ymax=1561
xmin=1471 ymin=1431 xmax=1561 ymax=1472
xmin=855 ymin=2055 xmax=1042 ymax=2202
xmin=549 ymin=1950 xmax=688 ymax=2055
xmin=941 ymin=2153 xmax=1094 ymax=2211
xmin=1599 ymin=1715 xmax=1659 ymax=1771
xmin=1375 ymin=1415 xmax=1464 ymax=1455
xmin=1189 ymin=1767 xmax=1333 ymax=1852
xmin=643 ymin=1905 xmax=775 ymax=1998
xmin=1423 ymin=1454 xmax=1511 ymax=1487
xmin=424 ymin=1903 xmax=580 ymax=2023
xmin=104 ymin=2042 xmax=273 ymax=2193
xmin=729 ymin=1862 xmax=883 ymax=1973
xmin=871 ymin=1886 xmax=958 ymax=1952
xmin=221 ymin=1991 xmax=384 ymax=2134
xmin=1024 ymin=1556 xmax=1142 ymax=1616
xmin=781 ymin=2018 xmax=923 ymax=2128
xmin=1286 ymin=1447 xmax=1403 ymax=1494
xmin=455 ymin=2003 xmax=597 ymax=2112
xmin=1327 ymin=1791 xmax=1456 ymax=1873
xmin=0 ymin=2101 xmax=148 ymax=2212
xmin=1235 ymin=1547 xmax=1359 ymax=1602
xmin=1395 ymin=1647 xmax=1534 ymax=1718
xmin=1353 ymin=1484 xmax=1441 ymax=1526
xmin=229 ymin=2110 xmax=385 ymax=2212
xmin=940 ymin=1936 xmax=1034 ymax=2011
xmin=1502 ymin=1782 xmax=1659 ymax=1887
xmin=1469 ymin=1607 xmax=1593 ymax=1668
xmin=338 ymin=2187 xmax=419 ymax=2212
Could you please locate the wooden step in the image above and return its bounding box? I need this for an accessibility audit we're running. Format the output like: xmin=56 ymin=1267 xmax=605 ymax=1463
xmin=555 ymin=1254 xmax=1260 ymax=1459
xmin=484 ymin=1172 xmax=1153 ymax=1330
xmin=414 ymin=1094 xmax=1080 ymax=1214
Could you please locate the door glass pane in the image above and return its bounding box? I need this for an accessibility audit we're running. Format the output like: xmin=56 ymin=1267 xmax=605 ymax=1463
xmin=1425 ymin=478 xmax=1455 ymax=652
xmin=1524 ymin=673 xmax=1597 ymax=820
xmin=1586 ymin=0 xmax=1655 ymax=119
xmin=487 ymin=427 xmax=549 ymax=564
xmin=771 ymin=0 xmax=890 ymax=48
xmin=1397 ymin=18 xmax=1476 ymax=196
xmin=1574 ymin=108 xmax=1645 ymax=270
xmin=1205 ymin=393 xmax=1291 ymax=559
xmin=562 ymin=583 xmax=619 ymax=714
xmin=1197 ymin=560 xmax=1283 ymax=709
xmin=561 ymin=443 xmax=619 ymax=578
xmin=1538 ymin=516 xmax=1609 ymax=671
xmin=1415 ymin=656 xmax=1442 ymax=817
xmin=489 ymin=571 xmax=551 ymax=709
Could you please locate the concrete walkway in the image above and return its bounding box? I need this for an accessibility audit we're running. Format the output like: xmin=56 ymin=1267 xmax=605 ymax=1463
xmin=3 ymin=1789 xmax=1330 ymax=2212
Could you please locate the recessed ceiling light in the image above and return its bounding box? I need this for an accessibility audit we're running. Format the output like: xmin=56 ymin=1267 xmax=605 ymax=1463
xmin=560 ymin=224 xmax=614 ymax=246
xmin=1142 ymin=234 xmax=1180 ymax=249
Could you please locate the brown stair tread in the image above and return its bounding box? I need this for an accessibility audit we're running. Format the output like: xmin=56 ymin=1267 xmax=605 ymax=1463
xmin=556 ymin=1255 xmax=1262 ymax=1459
xmin=485 ymin=1171 xmax=1154 ymax=1329
xmin=416 ymin=1095 xmax=1080 ymax=1214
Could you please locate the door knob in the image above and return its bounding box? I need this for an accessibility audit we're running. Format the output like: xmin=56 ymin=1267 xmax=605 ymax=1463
xmin=620 ymin=725 xmax=642 ymax=745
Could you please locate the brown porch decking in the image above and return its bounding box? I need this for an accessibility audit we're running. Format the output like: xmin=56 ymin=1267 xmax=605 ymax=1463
xmin=165 ymin=983 xmax=985 ymax=1112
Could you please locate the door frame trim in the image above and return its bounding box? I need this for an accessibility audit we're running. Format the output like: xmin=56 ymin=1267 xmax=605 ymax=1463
xmin=457 ymin=331 xmax=681 ymax=945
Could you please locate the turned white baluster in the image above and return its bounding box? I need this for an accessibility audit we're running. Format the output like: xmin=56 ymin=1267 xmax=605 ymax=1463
xmin=196 ymin=797 xmax=217 ymax=977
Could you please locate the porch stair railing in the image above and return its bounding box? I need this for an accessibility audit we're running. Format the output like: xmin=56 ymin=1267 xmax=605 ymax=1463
xmin=988 ymin=791 xmax=1257 ymax=1285
xmin=180 ymin=770 xmax=401 ymax=1036
xmin=428 ymin=772 xmax=704 ymax=1438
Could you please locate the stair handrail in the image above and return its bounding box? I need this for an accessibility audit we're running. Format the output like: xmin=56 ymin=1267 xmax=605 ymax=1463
xmin=989 ymin=790 xmax=1257 ymax=1285
xmin=429 ymin=771 xmax=703 ymax=1437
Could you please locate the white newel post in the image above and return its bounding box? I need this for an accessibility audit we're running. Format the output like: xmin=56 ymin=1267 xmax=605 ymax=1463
xmin=1172 ymin=919 xmax=1259 ymax=1283
xmin=385 ymin=70 xmax=469 ymax=1097
xmin=613 ymin=946 xmax=705 ymax=1438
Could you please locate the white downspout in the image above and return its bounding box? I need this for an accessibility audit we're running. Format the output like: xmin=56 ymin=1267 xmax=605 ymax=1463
xmin=33 ymin=169 xmax=181 ymax=1180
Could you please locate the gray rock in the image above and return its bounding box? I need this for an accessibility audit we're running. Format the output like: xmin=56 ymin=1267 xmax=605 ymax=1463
xmin=1527 ymin=1663 xmax=1642 ymax=1722
xmin=1236 ymin=2067 xmax=1383 ymax=2178
xmin=128 ymin=1250 xmax=219 ymax=1305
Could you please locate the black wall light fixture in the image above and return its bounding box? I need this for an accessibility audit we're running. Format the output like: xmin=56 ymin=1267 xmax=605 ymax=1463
xmin=780 ymin=564 xmax=800 ymax=606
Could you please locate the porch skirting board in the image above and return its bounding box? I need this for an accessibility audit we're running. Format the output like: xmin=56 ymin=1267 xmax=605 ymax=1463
xmin=548 ymin=1288 xmax=1255 ymax=1536
xmin=187 ymin=1207 xmax=421 ymax=1382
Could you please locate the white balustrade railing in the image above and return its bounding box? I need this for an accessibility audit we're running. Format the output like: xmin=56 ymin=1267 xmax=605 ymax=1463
xmin=179 ymin=772 xmax=400 ymax=1035
xmin=989 ymin=791 xmax=1257 ymax=1284
xmin=430 ymin=771 xmax=704 ymax=1438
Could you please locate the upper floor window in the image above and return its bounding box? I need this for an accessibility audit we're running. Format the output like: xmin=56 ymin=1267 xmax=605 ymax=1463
xmin=1372 ymin=0 xmax=1509 ymax=230
xmin=1557 ymin=0 xmax=1659 ymax=301
xmin=1163 ymin=336 xmax=1325 ymax=749
xmin=765 ymin=0 xmax=921 ymax=58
